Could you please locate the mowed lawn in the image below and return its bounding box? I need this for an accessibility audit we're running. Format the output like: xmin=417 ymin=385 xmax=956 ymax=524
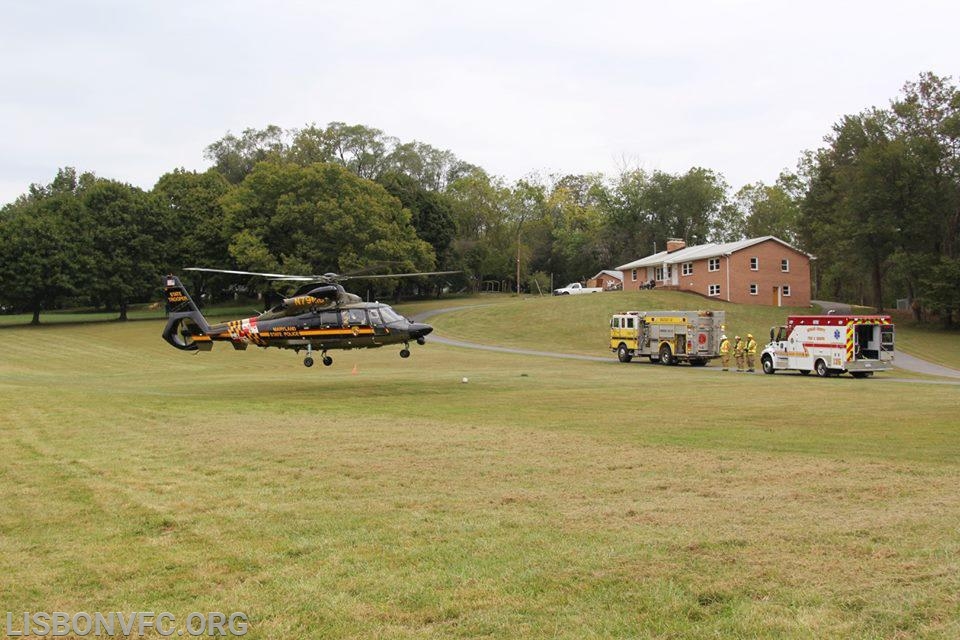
xmin=1 ymin=310 xmax=959 ymax=638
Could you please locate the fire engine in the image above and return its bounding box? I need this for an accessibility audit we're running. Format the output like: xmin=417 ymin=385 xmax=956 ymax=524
xmin=610 ymin=310 xmax=725 ymax=365
xmin=760 ymin=314 xmax=895 ymax=378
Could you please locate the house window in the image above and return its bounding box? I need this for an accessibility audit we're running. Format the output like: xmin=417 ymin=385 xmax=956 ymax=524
xmin=682 ymin=262 xmax=693 ymax=276
xmin=749 ymin=284 xmax=758 ymax=295
xmin=631 ymin=269 xmax=637 ymax=281
xmin=782 ymin=285 xmax=791 ymax=297
xmin=781 ymin=259 xmax=790 ymax=272
xmin=708 ymin=284 xmax=720 ymax=297
xmin=708 ymin=257 xmax=720 ymax=272
xmin=750 ymin=257 xmax=759 ymax=271
xmin=655 ymin=267 xmax=663 ymax=280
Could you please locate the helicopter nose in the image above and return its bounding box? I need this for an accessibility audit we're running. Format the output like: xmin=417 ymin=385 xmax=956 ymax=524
xmin=408 ymin=322 xmax=433 ymax=339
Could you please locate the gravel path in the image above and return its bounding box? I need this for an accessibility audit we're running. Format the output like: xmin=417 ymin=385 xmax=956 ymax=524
xmin=811 ymin=299 xmax=853 ymax=314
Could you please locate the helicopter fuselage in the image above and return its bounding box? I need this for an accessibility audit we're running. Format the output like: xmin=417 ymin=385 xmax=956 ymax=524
xmin=161 ymin=275 xmax=433 ymax=367
xmin=201 ymin=301 xmax=432 ymax=352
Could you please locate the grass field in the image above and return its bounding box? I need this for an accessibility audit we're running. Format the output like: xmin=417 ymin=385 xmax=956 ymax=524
xmin=1 ymin=297 xmax=959 ymax=638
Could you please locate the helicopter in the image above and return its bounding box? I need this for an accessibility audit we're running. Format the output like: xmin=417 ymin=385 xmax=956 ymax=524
xmin=161 ymin=267 xmax=457 ymax=368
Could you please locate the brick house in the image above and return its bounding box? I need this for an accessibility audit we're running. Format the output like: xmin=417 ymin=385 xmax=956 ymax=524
xmin=615 ymin=237 xmax=813 ymax=306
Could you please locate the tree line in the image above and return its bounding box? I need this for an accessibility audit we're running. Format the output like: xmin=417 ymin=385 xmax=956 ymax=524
xmin=1 ymin=72 xmax=958 ymax=325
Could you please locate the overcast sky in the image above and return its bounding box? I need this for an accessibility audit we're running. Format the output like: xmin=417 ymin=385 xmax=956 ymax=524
xmin=1 ymin=0 xmax=957 ymax=205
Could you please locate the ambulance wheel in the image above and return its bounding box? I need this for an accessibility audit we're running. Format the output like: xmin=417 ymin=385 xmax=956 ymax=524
xmin=659 ymin=344 xmax=673 ymax=365
xmin=304 ymin=357 xmax=314 ymax=368
xmin=815 ymin=359 xmax=830 ymax=377
xmin=761 ymin=355 xmax=775 ymax=374
xmin=617 ymin=344 xmax=632 ymax=363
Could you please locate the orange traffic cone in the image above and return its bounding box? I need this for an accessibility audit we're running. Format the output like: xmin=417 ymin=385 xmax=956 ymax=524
xmin=351 ymin=363 xmax=359 ymax=375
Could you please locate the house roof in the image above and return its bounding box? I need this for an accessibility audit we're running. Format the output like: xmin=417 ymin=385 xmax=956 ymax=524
xmin=615 ymin=236 xmax=813 ymax=271
xmin=591 ymin=270 xmax=623 ymax=281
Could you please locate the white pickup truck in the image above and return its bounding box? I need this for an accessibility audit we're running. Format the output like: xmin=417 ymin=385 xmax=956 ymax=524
xmin=553 ymin=282 xmax=602 ymax=295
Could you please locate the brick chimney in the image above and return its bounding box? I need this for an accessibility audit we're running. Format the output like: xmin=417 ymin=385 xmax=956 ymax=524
xmin=666 ymin=238 xmax=686 ymax=253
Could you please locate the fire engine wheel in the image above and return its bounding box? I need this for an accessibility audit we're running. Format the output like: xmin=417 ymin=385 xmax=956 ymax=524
xmin=761 ymin=355 xmax=775 ymax=374
xmin=617 ymin=344 xmax=632 ymax=363
xmin=659 ymin=344 xmax=673 ymax=366
xmin=815 ymin=359 xmax=830 ymax=378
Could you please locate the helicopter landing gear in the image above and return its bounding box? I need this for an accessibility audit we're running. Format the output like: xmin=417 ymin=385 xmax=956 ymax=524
xmin=400 ymin=342 xmax=411 ymax=358
xmin=416 ymin=336 xmax=426 ymax=345
xmin=322 ymin=352 xmax=333 ymax=366
xmin=304 ymin=344 xmax=314 ymax=368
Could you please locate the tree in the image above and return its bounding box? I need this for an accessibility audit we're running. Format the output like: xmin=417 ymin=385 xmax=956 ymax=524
xmin=0 ymin=168 xmax=90 ymax=324
xmin=731 ymin=175 xmax=801 ymax=245
xmin=204 ymin=126 xmax=288 ymax=184
xmin=377 ymin=171 xmax=456 ymax=264
xmin=383 ymin=140 xmax=479 ymax=192
xmin=446 ymin=169 xmax=515 ymax=291
xmin=918 ymin=257 xmax=960 ymax=327
xmin=220 ymin=162 xmax=435 ymax=297
xmin=798 ymin=73 xmax=960 ymax=314
xmin=152 ymin=169 xmax=234 ymax=300
xmin=289 ymin=122 xmax=391 ymax=180
xmin=600 ymin=167 xmax=728 ymax=267
xmin=542 ymin=175 xmax=606 ymax=284
xmin=82 ymin=179 xmax=167 ymax=320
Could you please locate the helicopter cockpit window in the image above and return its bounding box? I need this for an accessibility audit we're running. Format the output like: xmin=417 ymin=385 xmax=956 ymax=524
xmin=379 ymin=307 xmax=403 ymax=324
xmin=344 ymin=309 xmax=366 ymax=326
xmin=367 ymin=308 xmax=383 ymax=327
xmin=319 ymin=311 xmax=341 ymax=327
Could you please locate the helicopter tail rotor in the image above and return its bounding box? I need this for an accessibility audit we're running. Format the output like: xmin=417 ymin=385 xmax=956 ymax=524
xmin=161 ymin=275 xmax=214 ymax=351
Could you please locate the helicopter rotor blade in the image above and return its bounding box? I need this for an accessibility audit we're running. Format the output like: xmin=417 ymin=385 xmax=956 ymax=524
xmin=184 ymin=268 xmax=320 ymax=281
xmin=337 ymin=270 xmax=462 ymax=281
xmin=185 ymin=267 xmax=461 ymax=282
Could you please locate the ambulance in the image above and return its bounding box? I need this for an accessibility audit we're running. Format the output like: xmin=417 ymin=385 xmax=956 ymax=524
xmin=760 ymin=314 xmax=895 ymax=377
xmin=610 ymin=310 xmax=725 ymax=366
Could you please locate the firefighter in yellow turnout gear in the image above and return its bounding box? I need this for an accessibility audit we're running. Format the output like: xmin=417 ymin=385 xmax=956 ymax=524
xmin=745 ymin=333 xmax=757 ymax=372
xmin=719 ymin=334 xmax=731 ymax=371
xmin=733 ymin=335 xmax=745 ymax=372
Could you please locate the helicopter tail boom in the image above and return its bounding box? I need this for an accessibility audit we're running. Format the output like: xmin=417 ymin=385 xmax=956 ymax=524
xmin=161 ymin=275 xmax=213 ymax=351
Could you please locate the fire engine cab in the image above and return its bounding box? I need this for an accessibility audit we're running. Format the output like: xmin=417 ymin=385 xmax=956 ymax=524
xmin=760 ymin=314 xmax=895 ymax=378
